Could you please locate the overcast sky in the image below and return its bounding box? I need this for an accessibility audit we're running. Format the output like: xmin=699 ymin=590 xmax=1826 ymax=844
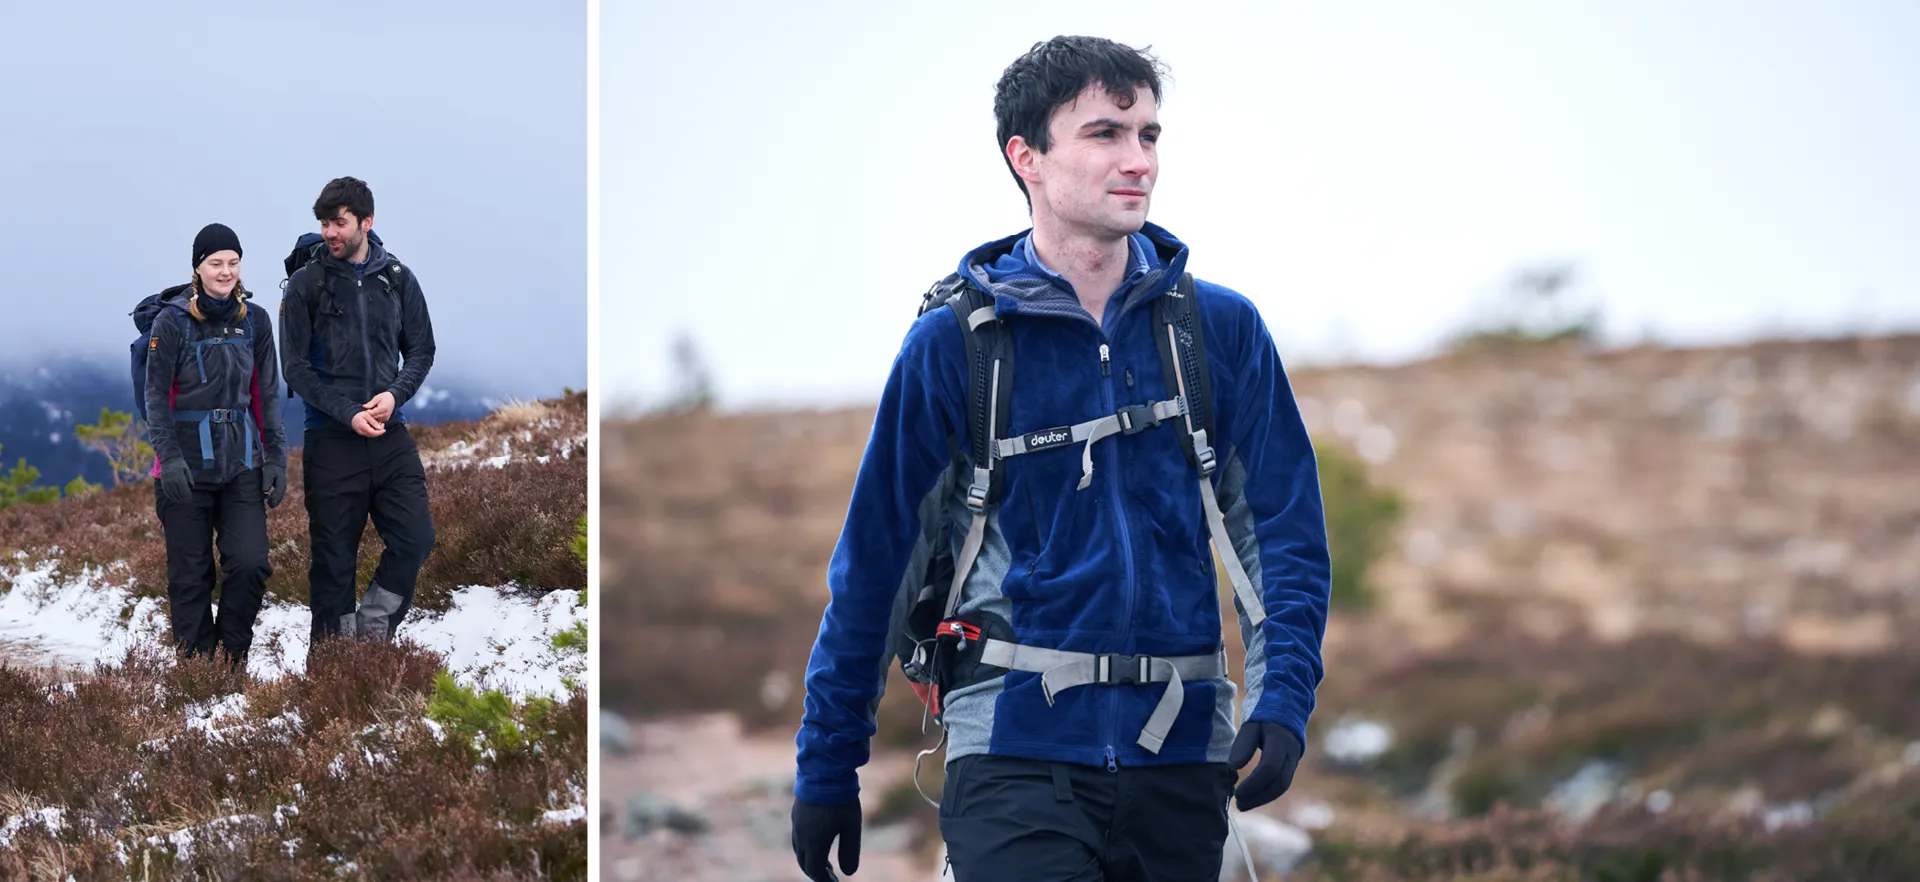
xmin=0 ymin=0 xmax=585 ymax=400
xmin=602 ymin=0 xmax=1919 ymax=411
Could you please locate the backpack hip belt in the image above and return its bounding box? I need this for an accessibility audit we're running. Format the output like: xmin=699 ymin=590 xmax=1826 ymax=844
xmin=977 ymin=639 xmax=1227 ymax=753
xmin=172 ymin=408 xmax=258 ymax=471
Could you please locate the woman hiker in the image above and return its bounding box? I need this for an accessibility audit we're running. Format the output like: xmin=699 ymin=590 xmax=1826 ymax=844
xmin=140 ymin=223 xmax=289 ymax=670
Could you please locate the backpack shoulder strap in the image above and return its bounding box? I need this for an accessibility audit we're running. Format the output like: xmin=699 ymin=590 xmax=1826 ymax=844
xmin=932 ymin=274 xmax=1013 ymax=619
xmin=942 ymin=279 xmax=1011 ymax=503
xmin=1151 ymin=272 xmax=1216 ymax=471
xmin=1152 ymin=273 xmax=1267 ymax=627
xmin=159 ymin=303 xmax=194 ymax=340
xmin=291 ymin=252 xmax=329 ymax=321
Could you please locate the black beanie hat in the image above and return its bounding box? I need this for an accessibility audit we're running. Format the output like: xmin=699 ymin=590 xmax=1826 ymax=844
xmin=192 ymin=223 xmax=243 ymax=268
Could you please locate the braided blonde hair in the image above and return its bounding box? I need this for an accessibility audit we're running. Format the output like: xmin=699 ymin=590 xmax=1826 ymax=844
xmin=187 ymin=272 xmax=249 ymax=322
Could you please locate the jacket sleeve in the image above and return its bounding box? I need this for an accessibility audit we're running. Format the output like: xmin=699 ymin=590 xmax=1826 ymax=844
xmin=250 ymin=308 xmax=288 ymax=469
xmin=1208 ymin=288 xmax=1331 ymax=748
xmin=793 ymin=310 xmax=966 ymax=806
xmin=386 ymin=269 xmax=435 ymax=410
xmin=277 ymin=270 xmax=365 ymax=428
xmin=144 ymin=311 xmax=187 ymax=468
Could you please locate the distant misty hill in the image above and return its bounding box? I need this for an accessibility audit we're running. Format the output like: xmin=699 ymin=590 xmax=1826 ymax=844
xmin=0 ymin=360 xmax=496 ymax=491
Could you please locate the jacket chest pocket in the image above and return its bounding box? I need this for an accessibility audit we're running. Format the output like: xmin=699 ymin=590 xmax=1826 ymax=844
xmin=183 ymin=330 xmax=254 ymax=402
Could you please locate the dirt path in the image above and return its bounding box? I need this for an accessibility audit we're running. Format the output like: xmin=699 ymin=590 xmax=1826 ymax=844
xmin=600 ymin=712 xmax=944 ymax=882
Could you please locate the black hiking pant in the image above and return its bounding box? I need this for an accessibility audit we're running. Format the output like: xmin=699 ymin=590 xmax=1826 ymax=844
xmin=155 ymin=467 xmax=271 ymax=667
xmin=939 ymin=754 xmax=1235 ymax=882
xmin=303 ymin=424 xmax=435 ymax=644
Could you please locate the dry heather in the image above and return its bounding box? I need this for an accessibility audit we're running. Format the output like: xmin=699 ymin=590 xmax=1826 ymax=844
xmin=0 ymin=392 xmax=589 ymax=880
xmin=1291 ymin=796 xmax=1920 ymax=881
xmin=0 ymin=639 xmax=587 ymax=881
xmin=0 ymin=391 xmax=588 ymax=612
xmin=600 ymin=335 xmax=1920 ymax=878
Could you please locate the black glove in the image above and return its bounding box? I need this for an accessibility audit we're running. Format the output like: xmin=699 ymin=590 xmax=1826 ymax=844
xmin=1228 ymin=721 xmax=1304 ymax=811
xmin=264 ymin=465 xmax=287 ymax=508
xmin=791 ymin=798 xmax=862 ymax=881
xmin=159 ymin=459 xmax=193 ymax=504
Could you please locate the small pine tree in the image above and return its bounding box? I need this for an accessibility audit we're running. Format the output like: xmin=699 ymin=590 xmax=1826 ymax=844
xmin=553 ymin=513 xmax=589 ymax=654
xmin=74 ymin=408 xmax=154 ymax=487
xmin=0 ymin=446 xmax=60 ymax=510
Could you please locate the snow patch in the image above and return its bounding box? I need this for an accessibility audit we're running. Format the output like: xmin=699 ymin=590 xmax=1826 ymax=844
xmin=542 ymin=805 xmax=587 ymax=824
xmin=141 ymin=814 xmax=263 ymax=864
xmin=0 ymin=807 xmax=67 ymax=848
xmin=1287 ymin=800 xmax=1335 ymax=830
xmin=0 ymin=560 xmax=168 ymax=664
xmin=185 ymin=693 xmax=251 ymax=742
xmin=1323 ymin=716 xmax=1393 ymax=764
xmin=1763 ymin=800 xmax=1816 ymax=831
xmin=1544 ymin=760 xmax=1623 ymax=822
xmin=428 ymin=432 xmax=583 ymax=471
xmin=401 ymin=585 xmax=588 ymax=699
xmin=2 ymin=561 xmax=585 ymax=700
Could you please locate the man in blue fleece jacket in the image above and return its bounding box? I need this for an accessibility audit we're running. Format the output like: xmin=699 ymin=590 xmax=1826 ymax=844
xmin=792 ymin=36 xmax=1331 ymax=881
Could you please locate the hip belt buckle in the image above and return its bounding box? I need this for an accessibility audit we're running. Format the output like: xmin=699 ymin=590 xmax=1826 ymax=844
xmin=1096 ymin=653 xmax=1153 ymax=686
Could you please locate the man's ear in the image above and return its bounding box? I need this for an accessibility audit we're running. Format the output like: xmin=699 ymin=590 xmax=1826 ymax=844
xmin=1006 ymin=136 xmax=1043 ymax=190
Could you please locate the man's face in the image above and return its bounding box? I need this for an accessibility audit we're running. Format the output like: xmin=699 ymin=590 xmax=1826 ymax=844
xmin=1027 ymin=83 xmax=1160 ymax=239
xmin=321 ymin=207 xmax=371 ymax=259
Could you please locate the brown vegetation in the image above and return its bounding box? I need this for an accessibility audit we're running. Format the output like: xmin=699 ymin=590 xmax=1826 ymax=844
xmin=0 ymin=639 xmax=586 ymax=880
xmin=0 ymin=393 xmax=589 ymax=880
xmin=0 ymin=391 xmax=588 ymax=613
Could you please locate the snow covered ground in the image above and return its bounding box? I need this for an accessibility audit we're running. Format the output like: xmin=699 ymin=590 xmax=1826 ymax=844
xmin=424 ymin=425 xmax=585 ymax=471
xmin=0 ymin=553 xmax=586 ymax=700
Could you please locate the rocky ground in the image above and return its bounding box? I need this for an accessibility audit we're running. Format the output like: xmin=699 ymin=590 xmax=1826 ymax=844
xmin=598 ymin=713 xmax=941 ymax=882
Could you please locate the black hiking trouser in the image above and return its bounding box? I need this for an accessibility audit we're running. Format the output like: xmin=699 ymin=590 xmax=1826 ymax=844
xmin=939 ymin=754 xmax=1236 ymax=882
xmin=303 ymin=424 xmax=435 ymax=644
xmin=155 ymin=467 xmax=271 ymax=667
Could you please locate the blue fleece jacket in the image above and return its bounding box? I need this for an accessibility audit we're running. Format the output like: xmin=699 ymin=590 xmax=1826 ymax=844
xmin=793 ymin=223 xmax=1331 ymax=806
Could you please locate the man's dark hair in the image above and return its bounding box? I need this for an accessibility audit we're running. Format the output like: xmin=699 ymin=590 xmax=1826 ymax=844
xmin=313 ymin=176 xmax=375 ymax=224
xmin=993 ymin=36 xmax=1168 ymax=208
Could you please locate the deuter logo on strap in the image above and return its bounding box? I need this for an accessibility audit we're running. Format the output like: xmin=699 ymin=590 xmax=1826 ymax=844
xmin=1025 ymin=427 xmax=1073 ymax=451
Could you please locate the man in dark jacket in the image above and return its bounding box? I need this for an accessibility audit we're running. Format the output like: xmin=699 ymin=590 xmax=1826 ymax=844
xmin=790 ymin=37 xmax=1332 ymax=881
xmin=279 ymin=176 xmax=437 ymax=647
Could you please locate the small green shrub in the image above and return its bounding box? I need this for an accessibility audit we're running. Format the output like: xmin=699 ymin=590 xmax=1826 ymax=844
xmin=1316 ymin=437 xmax=1403 ymax=610
xmin=424 ymin=671 xmax=564 ymax=755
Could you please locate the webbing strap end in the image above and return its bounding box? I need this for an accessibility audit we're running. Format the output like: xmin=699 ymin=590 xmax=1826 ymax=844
xmin=1191 ymin=428 xmax=1218 ymax=477
xmin=965 ymin=467 xmax=991 ymax=512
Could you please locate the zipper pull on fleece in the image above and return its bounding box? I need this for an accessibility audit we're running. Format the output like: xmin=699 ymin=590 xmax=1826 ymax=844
xmin=1099 ymin=344 xmax=1111 ymax=377
xmin=1105 ymin=745 xmax=1118 ymax=772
